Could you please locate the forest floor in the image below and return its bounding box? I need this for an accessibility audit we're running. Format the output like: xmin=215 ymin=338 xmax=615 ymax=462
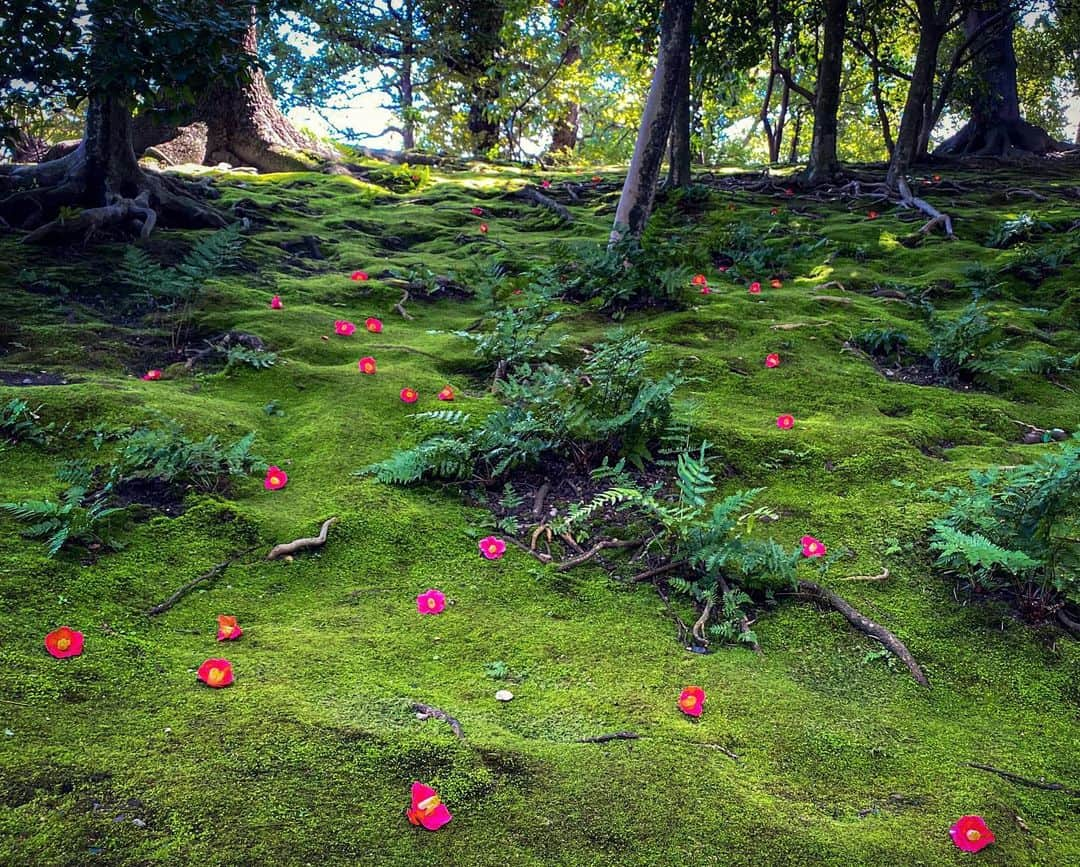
xmin=0 ymin=158 xmax=1078 ymax=866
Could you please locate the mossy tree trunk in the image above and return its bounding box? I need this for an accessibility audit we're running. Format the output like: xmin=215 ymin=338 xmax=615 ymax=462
xmin=611 ymin=0 xmax=695 ymax=242
xmin=666 ymin=46 xmax=693 ymax=188
xmin=803 ymin=0 xmax=849 ymax=185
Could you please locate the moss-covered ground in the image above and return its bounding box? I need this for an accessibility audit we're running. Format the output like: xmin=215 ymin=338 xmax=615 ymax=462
xmin=1 ymin=161 xmax=1078 ymax=866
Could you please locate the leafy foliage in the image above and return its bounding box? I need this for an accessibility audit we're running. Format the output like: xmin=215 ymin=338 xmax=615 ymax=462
xmin=0 ymin=398 xmax=54 ymax=445
xmin=553 ymin=235 xmax=690 ymax=313
xmin=855 ymin=328 xmax=910 ymax=360
xmin=928 ymin=434 xmax=1080 ymax=616
xmin=924 ymin=301 xmax=1008 ymax=382
xmin=986 ymin=213 xmax=1052 ymax=249
xmin=2 ymin=480 xmax=121 ymax=557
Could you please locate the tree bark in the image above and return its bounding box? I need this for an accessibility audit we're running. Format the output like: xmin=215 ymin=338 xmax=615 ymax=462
xmin=551 ymin=10 xmax=582 ymax=155
xmin=935 ymin=0 xmax=1069 ymax=157
xmin=887 ymin=1 xmax=944 ymax=188
xmin=803 ymin=0 xmax=849 ymax=184
xmin=666 ymin=45 xmax=693 ymax=187
xmin=611 ymin=0 xmax=695 ymax=242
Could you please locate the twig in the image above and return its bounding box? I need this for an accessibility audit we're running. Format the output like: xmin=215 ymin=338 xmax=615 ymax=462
xmin=266 ymin=517 xmax=338 ymax=560
xmin=506 ymin=535 xmax=552 ymax=563
xmin=837 ymin=567 xmax=890 ymax=583
xmin=691 ymin=596 xmax=715 ymax=644
xmin=967 ymin=763 xmax=1080 ymax=796
xmin=555 ymin=539 xmax=640 ymax=572
xmin=796 ymin=580 xmax=929 ymax=686
xmin=532 ymin=482 xmax=551 ymax=518
xmin=771 ymin=320 xmax=833 ymax=331
xmin=628 ymin=559 xmax=688 ymax=583
xmin=146 ymin=547 xmax=258 ymax=615
xmin=394 ymin=289 xmax=414 ymax=320
xmin=577 ymin=732 xmax=640 ymax=743
xmin=411 ymin=702 xmax=464 ymax=739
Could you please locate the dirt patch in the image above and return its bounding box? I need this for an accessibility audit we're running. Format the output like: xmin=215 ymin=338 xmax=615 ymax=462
xmin=0 ymin=370 xmax=76 ymax=386
xmin=113 ymin=478 xmax=189 ymax=518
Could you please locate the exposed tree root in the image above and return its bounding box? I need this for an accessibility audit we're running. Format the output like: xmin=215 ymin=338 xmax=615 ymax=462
xmin=691 ymin=596 xmax=715 ymax=645
xmin=895 ymin=178 xmax=954 ymax=239
xmin=1057 ymin=608 xmax=1080 ymax=638
xmin=510 ymin=185 xmax=573 ymax=223
xmin=24 ymin=191 xmax=157 ymax=244
xmin=146 ymin=547 xmax=257 ymax=615
xmin=555 ymin=538 xmax=640 ymax=572
xmin=266 ymin=517 xmax=338 ymax=561
xmin=837 ymin=568 xmax=890 ymax=583
xmin=967 ymin=762 xmax=1080 ymax=797
xmin=577 ymin=732 xmax=640 ymax=743
xmin=394 ymin=290 xmax=414 ymax=321
xmin=628 ymin=559 xmax=688 ymax=583
xmin=532 ymin=482 xmax=551 ymax=518
xmin=771 ymin=321 xmax=833 ymax=331
xmin=411 ymin=702 xmax=464 ymax=739
xmin=796 ymin=580 xmax=929 ymax=686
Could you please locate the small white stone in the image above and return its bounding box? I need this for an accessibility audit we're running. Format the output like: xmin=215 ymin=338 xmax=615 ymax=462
xmin=494 ymin=690 xmax=514 ymax=702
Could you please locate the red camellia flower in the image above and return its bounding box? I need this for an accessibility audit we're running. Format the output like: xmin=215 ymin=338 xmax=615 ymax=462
xmin=765 ymin=353 xmax=781 ymax=368
xmin=749 ymin=281 xmax=762 ymax=294
xmin=776 ymin=414 xmax=794 ymax=430
xmin=801 ymin=535 xmax=826 ymax=558
xmin=142 ymin=369 xmax=162 ymax=381
xmin=784 ymin=187 xmax=794 ymax=196
xmin=678 ymin=686 xmax=705 ymax=717
xmin=365 ymin=317 xmax=383 ymax=333
xmin=44 ymin=626 xmax=84 ymax=659
xmin=700 ymin=285 xmax=711 ymax=295
xmin=264 ymin=466 xmax=288 ymax=490
xmin=691 ymin=274 xmax=708 ymax=287
xmin=350 ymin=270 xmax=369 ymax=281
xmin=416 ymin=589 xmax=446 ymax=615
xmin=335 ymin=320 xmax=356 ymax=336
xmin=770 ymin=278 xmax=783 ymax=289
xmin=591 ymin=175 xmax=602 ymax=185
xmin=197 ymin=658 xmax=234 ymax=688
xmin=470 ymin=207 xmax=484 ymax=216
xmin=216 ymin=615 xmax=242 ymax=642
xmin=541 ymin=179 xmax=551 ymax=189
xmin=270 ymin=295 xmax=283 ymax=309
xmin=770 ymin=207 xmax=779 ymax=216
xmin=400 ymin=387 xmax=419 ymax=403
xmin=438 ymin=386 xmax=454 ymax=401
xmin=479 ymin=536 xmax=506 ymax=560
xmin=479 ymin=223 xmax=489 ymax=234
xmin=867 ymin=210 xmax=879 ymax=220
xmin=358 ymin=356 xmax=377 ymax=374
xmin=933 ymin=174 xmax=942 ymax=183
xmin=406 ymin=782 xmax=452 ymax=831
xmin=949 ymin=815 xmax=994 ymax=853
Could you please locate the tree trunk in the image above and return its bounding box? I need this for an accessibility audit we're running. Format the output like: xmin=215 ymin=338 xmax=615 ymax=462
xmin=401 ymin=53 xmax=416 ymax=151
xmin=788 ymin=107 xmax=802 ymax=163
xmin=611 ymin=0 xmax=695 ymax=242
xmin=887 ymin=2 xmax=942 ymax=188
xmin=803 ymin=0 xmax=848 ymax=184
xmin=935 ymin=0 xmax=1067 ymax=157
xmin=551 ymin=31 xmax=582 ymax=154
xmin=666 ymin=45 xmax=692 ymax=188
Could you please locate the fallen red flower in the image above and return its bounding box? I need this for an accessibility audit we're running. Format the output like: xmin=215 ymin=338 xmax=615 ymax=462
xmin=400 ymin=387 xmax=418 ymax=403
xmin=350 ymin=271 xmax=369 ymax=281
xmin=438 ymin=386 xmax=454 ymax=401
xmin=406 ymin=782 xmax=452 ymax=830
xmin=358 ymin=356 xmax=377 ymax=374
xmin=270 ymin=295 xmax=282 ymax=309
xmin=678 ymin=685 xmax=705 ymax=717
xmin=44 ymin=626 xmax=84 ymax=659
xmin=216 ymin=615 xmax=242 ymax=641
xmin=949 ymin=815 xmax=994 ymax=853
xmin=197 ymin=658 xmax=234 ymax=688
xmin=142 ymin=370 xmax=162 ymax=381
xmin=264 ymin=466 xmax=288 ymax=490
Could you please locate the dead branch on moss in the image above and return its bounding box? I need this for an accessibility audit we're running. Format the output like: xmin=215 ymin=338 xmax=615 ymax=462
xmin=146 ymin=546 xmax=258 ymax=615
xmin=1004 ymin=188 xmax=1049 ymax=202
xmin=412 ymin=702 xmax=464 ymax=739
xmin=577 ymin=731 xmax=640 ymax=743
xmin=266 ymin=517 xmax=338 ymax=560
xmin=771 ymin=320 xmax=833 ymax=331
xmin=795 ymin=580 xmax=929 ymax=686
xmin=967 ymin=763 xmax=1080 ymax=796
xmin=394 ymin=289 xmax=414 ymax=320
xmin=837 ymin=568 xmax=890 ymax=583
xmin=691 ymin=595 xmax=714 ymax=645
xmin=555 ymin=538 xmax=640 ymax=572
xmin=628 ymin=559 xmax=688 ymax=583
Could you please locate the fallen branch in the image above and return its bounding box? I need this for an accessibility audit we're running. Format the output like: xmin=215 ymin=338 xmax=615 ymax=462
xmin=967 ymin=762 xmax=1080 ymax=796
xmin=837 ymin=567 xmax=890 ymax=583
xmin=577 ymin=731 xmax=640 ymax=744
xmin=411 ymin=702 xmax=464 ymax=739
xmin=511 ymin=186 xmax=573 ymax=223
xmin=506 ymin=535 xmax=552 ymax=563
xmin=266 ymin=517 xmax=338 ymax=560
xmin=532 ymin=481 xmax=551 ymax=518
xmin=796 ymin=580 xmax=929 ymax=686
xmin=771 ymin=320 xmax=833 ymax=331
xmin=628 ymin=559 xmax=688 ymax=583
xmin=394 ymin=289 xmax=414 ymax=320
xmin=146 ymin=547 xmax=257 ymax=615
xmin=555 ymin=538 xmax=640 ymax=572
xmin=1004 ymin=188 xmax=1048 ymax=202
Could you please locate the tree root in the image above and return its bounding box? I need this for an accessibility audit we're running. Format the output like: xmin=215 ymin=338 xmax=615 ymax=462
xmin=771 ymin=320 xmax=833 ymax=331
xmin=555 ymin=538 xmax=640 ymax=572
xmin=796 ymin=580 xmax=929 ymax=686
xmin=146 ymin=546 xmax=257 ymax=615
xmin=25 ymin=191 xmax=158 ymax=244
xmin=837 ymin=568 xmax=890 ymax=583
xmin=577 ymin=732 xmax=640 ymax=743
xmin=895 ymin=178 xmax=954 ymax=239
xmin=510 ymin=185 xmax=573 ymax=223
xmin=532 ymin=481 xmax=551 ymax=518
xmin=394 ymin=290 xmax=414 ymax=320
xmin=691 ymin=596 xmax=714 ymax=645
xmin=1057 ymin=608 xmax=1080 ymax=638
xmin=967 ymin=763 xmax=1080 ymax=797
xmin=266 ymin=517 xmax=338 ymax=560
xmin=411 ymin=702 xmax=464 ymax=739
xmin=628 ymin=559 xmax=688 ymax=583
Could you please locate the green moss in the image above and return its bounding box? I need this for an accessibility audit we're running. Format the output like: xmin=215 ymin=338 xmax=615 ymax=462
xmin=1 ymin=164 xmax=1078 ymax=866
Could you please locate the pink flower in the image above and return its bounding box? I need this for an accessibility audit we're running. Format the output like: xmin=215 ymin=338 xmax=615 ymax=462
xmin=142 ymin=369 xmax=162 ymax=381
xmin=270 ymin=295 xmax=283 ymax=309
xmin=749 ymin=282 xmax=762 ymax=294
xmin=770 ymin=278 xmax=783 ymax=289
xmin=400 ymin=387 xmax=418 ymax=403
xmin=335 ymin=320 xmax=356 ymax=336
xmin=470 ymin=207 xmax=484 ymax=216
xmin=479 ymin=536 xmax=506 ymax=560
xmin=479 ymin=223 xmax=489 ymax=234
xmin=197 ymin=658 xmax=234 ymax=688
xmin=949 ymin=816 xmax=994 ymax=853
xmin=264 ymin=466 xmax=288 ymax=490
xmin=678 ymin=686 xmax=705 ymax=717
xmin=406 ymin=782 xmax=452 ymax=831
xmin=416 ymin=589 xmax=446 ymax=615
xmin=216 ymin=615 xmax=242 ymax=641
xmin=800 ymin=535 xmax=826 ymax=558
xmin=591 ymin=175 xmax=602 ymax=185
xmin=438 ymin=386 xmax=454 ymax=401
xmin=691 ymin=274 xmax=708 ymax=287
xmin=717 ymin=264 xmax=730 ymax=272
xmin=358 ymin=356 xmax=377 ymax=374
xmin=541 ymin=179 xmax=551 ymax=189
xmin=776 ymin=414 xmax=794 ymax=430
xmin=765 ymin=353 xmax=781 ymax=368
xmin=350 ymin=270 xmax=369 ymax=281
xmin=365 ymin=317 xmax=383 ymax=333
xmin=867 ymin=210 xmax=879 ymax=220
xmin=44 ymin=626 xmax=84 ymax=659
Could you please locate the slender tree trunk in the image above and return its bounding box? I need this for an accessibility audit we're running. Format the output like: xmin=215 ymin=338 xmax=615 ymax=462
xmin=400 ymin=53 xmax=416 ymax=150
xmin=887 ymin=3 xmax=941 ymax=188
xmin=666 ymin=45 xmax=693 ymax=187
xmin=611 ymin=0 xmax=695 ymax=242
xmin=788 ymin=107 xmax=803 ymax=163
xmin=803 ymin=0 xmax=848 ymax=184
xmin=551 ymin=24 xmax=582 ymax=153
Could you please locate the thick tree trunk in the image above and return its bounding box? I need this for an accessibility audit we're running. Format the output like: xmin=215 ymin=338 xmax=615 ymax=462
xmin=935 ymin=0 xmax=1068 ymax=157
xmin=804 ymin=0 xmax=849 ymax=184
xmin=666 ymin=46 xmax=692 ymax=188
xmin=467 ymin=80 xmax=502 ymax=156
xmin=611 ymin=0 xmax=695 ymax=242
xmin=551 ymin=34 xmax=582 ymax=154
xmin=887 ymin=3 xmax=942 ymax=189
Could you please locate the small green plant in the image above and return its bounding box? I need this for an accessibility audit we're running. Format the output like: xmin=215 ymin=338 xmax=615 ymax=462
xmin=928 ymin=433 xmax=1079 ymax=622
xmin=483 ymin=661 xmax=510 ymax=680
xmin=554 ymin=235 xmax=690 ymax=313
xmin=0 ymin=398 xmax=53 ymax=445
xmin=986 ymin=212 xmax=1051 ymax=248
xmin=2 ymin=483 xmax=122 ymax=557
xmin=924 ymin=301 xmax=1008 ymax=383
xmin=224 ymin=344 xmax=277 ymax=372
xmin=855 ymin=328 xmax=910 ymax=363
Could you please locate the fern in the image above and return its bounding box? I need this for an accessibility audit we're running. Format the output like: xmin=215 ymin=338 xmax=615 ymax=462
xmin=2 ymin=486 xmax=122 ymax=557
xmin=929 ymin=525 xmax=1041 ymax=574
xmin=0 ymin=398 xmax=53 ymax=445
